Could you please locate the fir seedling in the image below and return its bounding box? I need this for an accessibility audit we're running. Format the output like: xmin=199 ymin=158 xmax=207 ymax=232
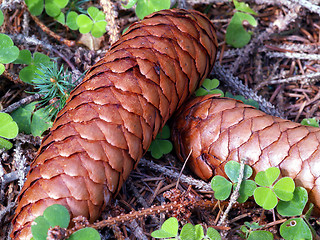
xmin=148 ymin=125 xmax=173 ymax=159
xmin=122 ymin=0 xmax=170 ymax=19
xmin=0 ymin=113 xmax=19 ymax=150
xmin=225 ymin=0 xmax=258 ymax=48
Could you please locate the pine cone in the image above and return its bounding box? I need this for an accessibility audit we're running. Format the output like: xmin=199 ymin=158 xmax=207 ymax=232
xmin=172 ymin=95 xmax=320 ymax=214
xmin=11 ymin=9 xmax=218 ymax=239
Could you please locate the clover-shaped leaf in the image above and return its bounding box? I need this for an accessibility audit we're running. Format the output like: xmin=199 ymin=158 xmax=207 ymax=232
xmin=255 ymin=167 xmax=280 ymax=187
xmin=0 ymin=10 xmax=4 ymax=26
xmin=301 ymin=117 xmax=319 ymax=127
xmin=0 ymin=34 xmax=19 ymax=64
xmin=151 ymin=217 xmax=178 ymax=238
xmin=25 ymin=0 xmax=44 ymax=16
xmin=225 ymin=92 xmax=259 ymax=109
xmin=31 ymin=204 xmax=70 ymax=240
xmin=277 ymin=187 xmax=308 ymax=217
xmin=148 ymin=125 xmax=173 ymax=159
xmin=14 ymin=49 xmax=32 ymax=65
xmin=77 ymin=14 xmax=93 ymax=34
xmin=248 ymin=230 xmax=273 ymax=240
xmin=0 ymin=112 xmax=19 ymax=150
xmin=180 ymin=223 xmax=195 ymax=240
xmin=226 ymin=11 xmax=257 ymax=48
xmin=233 ymin=0 xmax=257 ymax=15
xmin=45 ymin=0 xmax=68 ymax=17
xmin=122 ymin=0 xmax=138 ymax=9
xmin=91 ymin=21 xmax=107 ymax=38
xmin=273 ymin=177 xmax=295 ymax=201
xmin=207 ymin=227 xmax=221 ymax=240
xmin=12 ymin=102 xmax=52 ymax=137
xmin=18 ymin=52 xmax=51 ymax=84
xmin=211 ymin=175 xmax=233 ymax=200
xmin=195 ymin=224 xmax=205 ymax=239
xmin=135 ymin=0 xmax=170 ymax=19
xmin=195 ymin=78 xmax=224 ymax=97
xmin=66 ymin=11 xmax=79 ymax=30
xmin=280 ymin=218 xmax=312 ymax=240
xmin=236 ymin=180 xmax=257 ymax=203
xmin=225 ymin=160 xmax=253 ymax=183
xmin=68 ymin=228 xmax=101 ymax=240
xmin=254 ymin=187 xmax=278 ymax=210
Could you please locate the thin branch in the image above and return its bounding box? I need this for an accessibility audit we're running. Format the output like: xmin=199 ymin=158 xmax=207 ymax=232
xmin=289 ymin=0 xmax=320 ymax=15
xmin=2 ymin=94 xmax=41 ymax=113
xmin=100 ymin=0 xmax=120 ymax=45
xmin=139 ymin=158 xmax=212 ymax=191
xmin=212 ymin=63 xmax=284 ymax=118
xmin=217 ymin=158 xmax=245 ymax=227
xmin=265 ymin=51 xmax=320 ymax=61
xmin=0 ymin=0 xmax=23 ymax=10
xmin=269 ymin=72 xmax=320 ymax=85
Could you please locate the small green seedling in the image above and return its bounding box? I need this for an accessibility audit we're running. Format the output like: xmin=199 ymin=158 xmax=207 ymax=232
xmin=225 ymin=0 xmax=258 ymax=48
xmin=195 ymin=78 xmax=224 ymax=97
xmin=11 ymin=102 xmax=52 ymax=137
xmin=76 ymin=6 xmax=107 ymax=38
xmin=211 ymin=161 xmax=256 ymax=202
xmin=0 ymin=33 xmax=20 ymax=75
xmin=148 ymin=125 xmax=173 ymax=159
xmin=239 ymin=222 xmax=273 ymax=240
xmin=225 ymin=92 xmax=259 ymax=109
xmin=0 ymin=113 xmax=19 ymax=150
xmin=253 ymin=167 xmax=295 ymax=210
xmin=122 ymin=0 xmax=170 ymax=19
xmin=14 ymin=50 xmax=51 ymax=84
xmin=151 ymin=217 xmax=221 ymax=240
xmin=301 ymin=117 xmax=319 ymax=128
xmin=31 ymin=204 xmax=101 ymax=240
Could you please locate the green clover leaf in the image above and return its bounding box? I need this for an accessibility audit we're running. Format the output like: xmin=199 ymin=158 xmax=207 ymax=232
xmin=0 ymin=34 xmax=19 ymax=64
xmin=273 ymin=177 xmax=295 ymax=201
xmin=135 ymin=0 xmax=170 ymax=19
xmin=280 ymin=218 xmax=312 ymax=240
xmin=277 ymin=187 xmax=308 ymax=217
xmin=254 ymin=187 xmax=278 ymax=210
xmin=211 ymin=175 xmax=233 ymax=200
xmin=151 ymin=217 xmax=179 ymax=238
xmin=255 ymin=167 xmax=280 ymax=187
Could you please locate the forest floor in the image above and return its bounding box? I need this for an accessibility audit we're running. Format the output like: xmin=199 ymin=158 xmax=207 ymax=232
xmin=1 ymin=0 xmax=320 ymax=239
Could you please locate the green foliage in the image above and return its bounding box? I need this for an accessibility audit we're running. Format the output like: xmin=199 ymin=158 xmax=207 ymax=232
xmin=280 ymin=218 xmax=312 ymax=240
xmin=122 ymin=0 xmax=170 ymax=19
xmin=15 ymin=50 xmax=51 ymax=84
xmin=211 ymin=161 xmax=256 ymax=203
xmin=0 ymin=10 xmax=4 ymax=26
xmin=253 ymin=167 xmax=295 ymax=210
xmin=226 ymin=0 xmax=257 ymax=48
xmin=25 ymin=0 xmax=68 ymax=17
xmin=31 ymin=204 xmax=100 ymax=240
xmin=240 ymin=222 xmax=273 ymax=240
xmin=151 ymin=217 xmax=221 ymax=240
xmin=0 ymin=112 xmax=19 ymax=150
xmin=225 ymin=92 xmax=259 ymax=109
xmin=277 ymin=187 xmax=308 ymax=217
xmin=301 ymin=117 xmax=319 ymax=127
xmin=31 ymin=62 xmax=79 ymax=120
xmin=195 ymin=78 xmax=224 ymax=97
xmin=148 ymin=125 xmax=173 ymax=159
xmin=76 ymin=6 xmax=107 ymax=38
xmin=0 ymin=33 xmax=20 ymax=74
xmin=11 ymin=102 xmax=53 ymax=137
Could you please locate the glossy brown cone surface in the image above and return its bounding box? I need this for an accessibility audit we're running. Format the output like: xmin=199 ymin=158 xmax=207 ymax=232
xmin=11 ymin=9 xmax=218 ymax=239
xmin=172 ymin=95 xmax=320 ymax=214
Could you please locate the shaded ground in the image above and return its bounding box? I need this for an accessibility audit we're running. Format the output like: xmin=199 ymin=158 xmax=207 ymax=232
xmin=1 ymin=0 xmax=320 ymax=239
